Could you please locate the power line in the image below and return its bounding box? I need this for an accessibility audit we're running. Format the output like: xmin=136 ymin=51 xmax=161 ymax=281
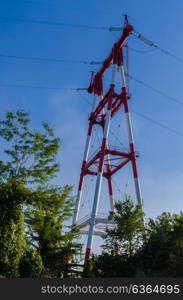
xmin=128 ymin=46 xmax=157 ymax=53
xmin=1 ymin=15 xmax=183 ymax=66
xmin=0 ymin=51 xmax=182 ymax=107
xmin=0 ymin=16 xmax=108 ymax=30
xmin=0 ymin=83 xmax=78 ymax=90
xmin=0 ymin=80 xmax=182 ymax=139
xmin=111 ymin=24 xmax=183 ymax=65
xmin=17 ymin=0 xmax=46 ymax=4
xmin=129 ymin=74 xmax=183 ymax=107
xmin=0 ymin=53 xmax=106 ymax=66
xmin=22 ymin=1 xmax=53 ymax=4
xmin=0 ymin=53 xmax=90 ymax=65
xmin=0 ymin=56 xmax=182 ymax=108
xmin=132 ymin=110 xmax=183 ymax=138
xmin=9 ymin=0 xmax=46 ymax=3
xmin=134 ymin=31 xmax=183 ymax=65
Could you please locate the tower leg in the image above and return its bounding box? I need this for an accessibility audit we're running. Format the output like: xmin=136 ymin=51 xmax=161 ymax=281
xmin=85 ymin=95 xmax=113 ymax=262
xmin=105 ymin=113 xmax=115 ymax=212
xmin=119 ymin=65 xmax=142 ymax=205
xmin=106 ymin=149 xmax=114 ymax=213
xmin=107 ymin=176 xmax=114 ymax=212
xmin=72 ymin=95 xmax=97 ymax=225
xmin=85 ymin=64 xmax=117 ymax=262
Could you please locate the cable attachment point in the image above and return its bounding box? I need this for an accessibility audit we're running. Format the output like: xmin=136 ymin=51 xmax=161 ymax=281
xmin=109 ymin=27 xmax=122 ymax=31
xmin=76 ymin=88 xmax=88 ymax=91
xmin=90 ymin=61 xmax=103 ymax=65
xmin=135 ymin=32 xmax=155 ymax=47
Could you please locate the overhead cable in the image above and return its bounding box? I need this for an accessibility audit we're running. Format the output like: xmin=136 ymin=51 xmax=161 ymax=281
xmin=0 ymin=16 xmax=108 ymax=30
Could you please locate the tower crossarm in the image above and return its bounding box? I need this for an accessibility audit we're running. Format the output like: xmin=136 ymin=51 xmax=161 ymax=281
xmin=88 ymin=24 xmax=134 ymax=95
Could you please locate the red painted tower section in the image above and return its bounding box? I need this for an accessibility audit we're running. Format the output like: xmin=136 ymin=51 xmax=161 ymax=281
xmin=72 ymin=17 xmax=142 ymax=264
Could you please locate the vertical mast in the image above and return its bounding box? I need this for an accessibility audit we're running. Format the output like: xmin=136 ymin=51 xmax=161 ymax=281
xmin=73 ymin=16 xmax=143 ymax=265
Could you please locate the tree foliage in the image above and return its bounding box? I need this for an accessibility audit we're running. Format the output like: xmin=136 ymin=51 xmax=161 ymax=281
xmin=140 ymin=212 xmax=183 ymax=277
xmin=19 ymin=248 xmax=43 ymax=278
xmin=0 ymin=110 xmax=80 ymax=278
xmin=103 ymin=197 xmax=145 ymax=257
xmin=0 ymin=110 xmax=60 ymax=184
xmin=0 ymin=180 xmax=28 ymax=277
xmin=88 ymin=199 xmax=183 ymax=278
xmin=25 ymin=185 xmax=81 ymax=277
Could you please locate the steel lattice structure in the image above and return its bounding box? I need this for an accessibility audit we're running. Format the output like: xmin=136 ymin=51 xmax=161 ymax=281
xmin=72 ymin=16 xmax=142 ymax=264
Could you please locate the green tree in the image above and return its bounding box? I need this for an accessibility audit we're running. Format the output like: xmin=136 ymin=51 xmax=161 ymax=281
xmin=19 ymin=248 xmax=43 ymax=278
xmin=0 ymin=180 xmax=29 ymax=277
xmin=140 ymin=212 xmax=183 ymax=277
xmin=103 ymin=197 xmax=145 ymax=257
xmin=0 ymin=110 xmax=61 ymax=277
xmin=0 ymin=110 xmax=84 ymax=278
xmin=0 ymin=110 xmax=60 ymax=184
xmin=168 ymin=214 xmax=183 ymax=276
xmin=25 ymin=185 xmax=81 ymax=277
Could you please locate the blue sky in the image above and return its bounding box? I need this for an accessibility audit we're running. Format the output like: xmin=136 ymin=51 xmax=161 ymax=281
xmin=1 ymin=0 xmax=183 ymax=225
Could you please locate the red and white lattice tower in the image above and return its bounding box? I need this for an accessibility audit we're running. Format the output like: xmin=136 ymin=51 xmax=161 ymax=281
xmin=72 ymin=16 xmax=142 ymax=264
